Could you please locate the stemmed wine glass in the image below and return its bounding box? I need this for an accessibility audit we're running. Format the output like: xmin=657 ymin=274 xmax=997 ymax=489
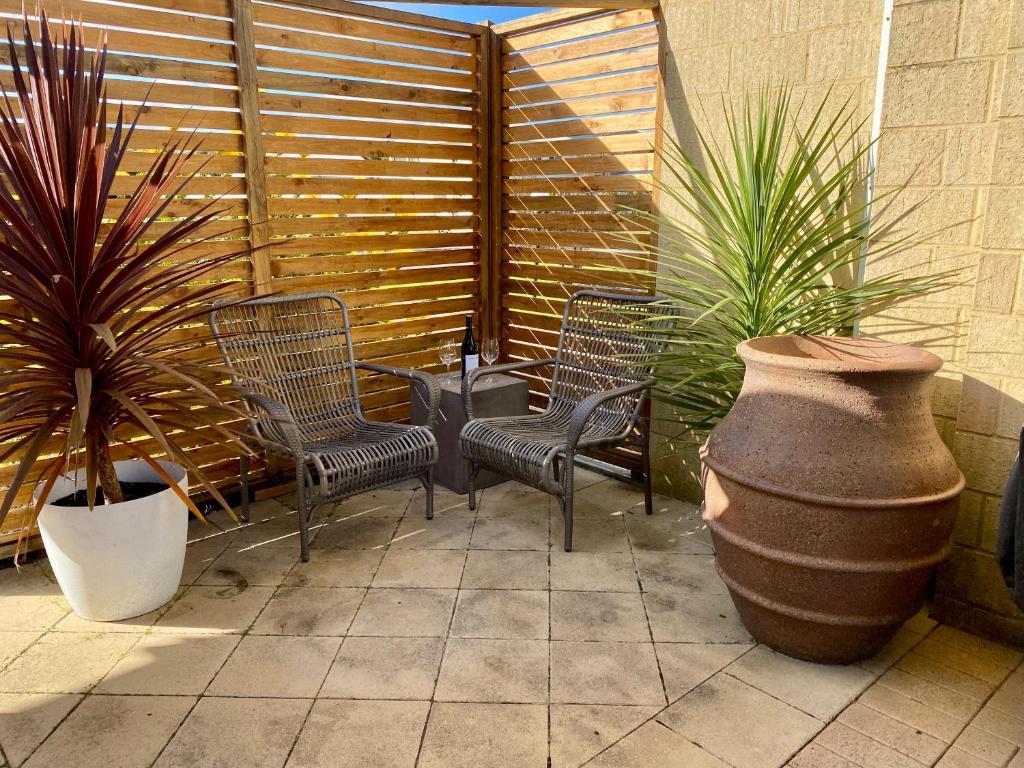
xmin=439 ymin=340 xmax=458 ymax=380
xmin=481 ymin=338 xmax=499 ymax=382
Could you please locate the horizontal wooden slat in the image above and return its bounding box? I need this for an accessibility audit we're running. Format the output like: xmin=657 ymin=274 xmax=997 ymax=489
xmin=267 ymin=197 xmax=479 ymax=217
xmin=503 ymin=132 xmax=656 ymax=160
xmin=500 ymin=8 xmax=654 ymax=51
xmin=506 ymin=90 xmax=656 ymax=124
xmin=504 ymin=112 xmax=655 ymax=142
xmin=502 ymin=47 xmax=658 ymax=89
xmin=267 ymin=177 xmax=474 ymax=197
xmin=503 ymin=172 xmax=652 ymax=194
xmin=504 ymin=25 xmax=659 ymax=72
xmin=263 ymin=134 xmax=478 ymax=162
xmin=269 ymin=230 xmax=477 ymax=258
xmin=502 ymin=192 xmax=652 ymax=213
xmin=268 ymin=214 xmax=478 ymax=237
xmin=260 ymin=114 xmax=476 ymax=144
xmin=259 ymin=92 xmax=473 ymax=128
xmin=504 ymin=152 xmax=653 ymax=177
xmin=504 ymin=69 xmax=657 ymax=108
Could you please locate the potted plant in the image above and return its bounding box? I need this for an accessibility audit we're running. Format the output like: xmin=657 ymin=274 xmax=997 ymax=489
xmin=621 ymin=88 xmax=961 ymax=662
xmin=0 ymin=13 xmax=252 ymax=621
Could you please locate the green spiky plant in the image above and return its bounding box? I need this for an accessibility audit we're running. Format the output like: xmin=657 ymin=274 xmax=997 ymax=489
xmin=0 ymin=12 xmax=253 ymax=555
xmin=622 ymin=87 xmax=953 ymax=438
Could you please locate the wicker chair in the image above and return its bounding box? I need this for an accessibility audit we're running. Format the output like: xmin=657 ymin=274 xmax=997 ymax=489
xmin=209 ymin=292 xmax=440 ymax=561
xmin=460 ymin=289 xmax=674 ymax=551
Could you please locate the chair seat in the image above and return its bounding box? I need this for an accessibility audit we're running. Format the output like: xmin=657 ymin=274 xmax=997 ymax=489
xmin=305 ymin=420 xmax=437 ymax=498
xmin=460 ymin=411 xmax=625 ymax=488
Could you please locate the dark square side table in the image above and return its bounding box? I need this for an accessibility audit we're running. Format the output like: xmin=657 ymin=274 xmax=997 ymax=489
xmin=411 ymin=372 xmax=530 ymax=494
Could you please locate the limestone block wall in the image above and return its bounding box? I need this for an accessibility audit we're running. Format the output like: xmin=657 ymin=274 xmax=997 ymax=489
xmin=657 ymin=0 xmax=1024 ymax=646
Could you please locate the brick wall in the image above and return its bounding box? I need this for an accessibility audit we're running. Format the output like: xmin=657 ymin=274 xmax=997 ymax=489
xmin=658 ymin=0 xmax=1024 ymax=646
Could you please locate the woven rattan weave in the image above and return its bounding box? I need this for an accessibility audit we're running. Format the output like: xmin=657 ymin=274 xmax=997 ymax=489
xmin=210 ymin=292 xmax=440 ymax=561
xmin=460 ymin=289 xmax=674 ymax=551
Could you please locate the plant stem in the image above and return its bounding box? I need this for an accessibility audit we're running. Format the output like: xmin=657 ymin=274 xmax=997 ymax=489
xmin=96 ymin=438 xmax=125 ymax=505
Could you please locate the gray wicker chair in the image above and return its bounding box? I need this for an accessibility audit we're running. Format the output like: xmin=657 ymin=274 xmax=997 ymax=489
xmin=460 ymin=289 xmax=674 ymax=551
xmin=209 ymin=292 xmax=440 ymax=561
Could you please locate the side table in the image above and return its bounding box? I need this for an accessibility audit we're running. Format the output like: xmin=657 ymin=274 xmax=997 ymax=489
xmin=411 ymin=372 xmax=530 ymax=494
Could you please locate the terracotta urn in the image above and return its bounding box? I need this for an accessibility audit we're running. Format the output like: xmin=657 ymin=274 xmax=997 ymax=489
xmin=701 ymin=335 xmax=964 ymax=663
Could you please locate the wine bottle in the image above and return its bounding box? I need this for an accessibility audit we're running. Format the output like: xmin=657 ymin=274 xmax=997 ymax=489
xmin=461 ymin=315 xmax=478 ymax=378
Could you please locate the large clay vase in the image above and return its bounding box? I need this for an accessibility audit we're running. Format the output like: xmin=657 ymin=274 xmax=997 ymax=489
xmin=701 ymin=336 xmax=964 ymax=663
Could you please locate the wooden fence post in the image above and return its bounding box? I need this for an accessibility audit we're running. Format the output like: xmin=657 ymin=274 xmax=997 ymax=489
xmin=478 ymin=22 xmax=503 ymax=349
xmin=231 ymin=0 xmax=273 ymax=295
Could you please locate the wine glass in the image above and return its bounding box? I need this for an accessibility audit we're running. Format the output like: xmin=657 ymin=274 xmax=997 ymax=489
xmin=439 ymin=340 xmax=458 ymax=380
xmin=481 ymin=338 xmax=499 ymax=381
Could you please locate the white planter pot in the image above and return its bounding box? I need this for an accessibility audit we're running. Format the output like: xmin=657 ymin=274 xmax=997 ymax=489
xmin=35 ymin=460 xmax=188 ymax=622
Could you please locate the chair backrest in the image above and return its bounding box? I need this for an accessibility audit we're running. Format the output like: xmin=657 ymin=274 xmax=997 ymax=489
xmin=548 ymin=289 xmax=674 ymax=426
xmin=209 ymin=292 xmax=361 ymax=441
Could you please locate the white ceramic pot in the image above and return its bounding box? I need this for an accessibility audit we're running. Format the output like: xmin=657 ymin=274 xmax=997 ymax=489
xmin=35 ymin=460 xmax=188 ymax=622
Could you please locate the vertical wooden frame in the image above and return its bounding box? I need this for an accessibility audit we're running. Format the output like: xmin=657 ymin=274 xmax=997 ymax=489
xmin=231 ymin=0 xmax=273 ymax=295
xmin=478 ymin=22 xmax=503 ymax=349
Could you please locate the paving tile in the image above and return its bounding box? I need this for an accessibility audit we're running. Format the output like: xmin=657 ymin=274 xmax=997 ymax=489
xmin=320 ymin=636 xmax=444 ymax=700
xmin=814 ymin=721 xmax=926 ymax=768
xmin=347 ymin=588 xmax=456 ymax=637
xmin=658 ymin=673 xmax=822 ymax=768
xmin=0 ymin=561 xmax=61 ymax=597
xmin=837 ymin=702 xmax=946 ymax=765
xmin=477 ymin=482 xmax=550 ymax=517
xmin=0 ymin=595 xmax=69 ymax=631
xmin=989 ymin=667 xmax=1024 ymax=717
xmin=970 ymin=705 xmax=1024 ymax=747
xmin=461 ymin=550 xmax=549 ymax=590
xmin=914 ymin=635 xmax=1013 ymax=686
xmin=551 ymin=591 xmax=650 ymax=641
xmin=434 ymin=638 xmax=548 ymax=703
xmin=859 ymin=683 xmax=966 ymax=741
xmin=903 ymin=608 xmax=939 ymax=636
xmin=23 ymin=694 xmax=193 ymax=768
xmin=655 ymin=642 xmax=753 ymax=701
xmin=410 ymin=487 xmax=475 ymax=517
xmin=876 ymin=668 xmax=982 ymax=721
xmin=953 ymin=723 xmax=1019 ymax=765
xmin=53 ymin=606 xmax=163 ymax=633
xmin=552 ymin=516 xmax=631 ymax=553
xmin=624 ymin=510 xmax=713 ymax=554
xmin=155 ymin=696 xmax=311 ymax=768
xmin=229 ymin=512 xmax=305 ymax=549
xmin=930 ymin=625 xmax=1023 ymax=671
xmin=860 ymin=626 xmax=927 ymax=675
xmin=94 ymin=634 xmax=240 ymax=695
xmin=180 ymin=544 xmax=224 ymax=585
xmin=896 ymin=651 xmax=995 ymax=700
xmin=371 ymin=549 xmax=465 ymax=588
xmin=472 ymin=511 xmax=550 ymax=550
xmin=284 ymin=550 xmax=383 ymax=588
xmin=787 ymin=742 xmax=862 ymax=768
xmin=153 ymin=585 xmax=274 ymax=634
xmin=418 ymin=702 xmax=547 ymax=768
xmin=390 ymin=516 xmax=474 ymax=550
xmin=310 ymin=516 xmax=399 ymax=550
xmin=0 ymin=632 xmax=138 ymax=693
xmin=0 ymin=693 xmax=81 ymax=767
xmin=584 ymin=720 xmax=729 ymax=768
xmin=196 ymin=546 xmax=298 ymax=588
xmin=643 ymin=592 xmax=752 ymax=643
xmin=727 ymin=644 xmax=876 ymax=720
xmin=549 ymin=704 xmax=659 ymax=768
xmin=450 ymin=590 xmax=548 ymax=639
xmin=288 ymin=700 xmax=429 ymax=767
xmin=549 ymin=552 xmax=639 ymax=592
xmin=633 ymin=553 xmax=724 ymax=595
xmin=250 ymin=587 xmax=363 ymax=636
xmin=330 ymin=488 xmax=414 ymax=518
xmin=551 ymin=641 xmax=665 ymax=706
xmin=0 ymin=632 xmax=42 ymax=670
xmin=935 ymin=745 xmax=1002 ymax=767
xmin=572 ymin=480 xmax=648 ymax=519
xmin=207 ymin=635 xmax=340 ymax=698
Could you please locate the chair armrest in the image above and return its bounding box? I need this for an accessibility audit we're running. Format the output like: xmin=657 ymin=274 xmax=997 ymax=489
xmin=462 ymin=358 xmax=557 ymax=420
xmin=237 ymin=391 xmax=304 ymax=456
xmin=357 ymin=362 xmax=441 ymax=430
xmin=566 ymin=377 xmax=655 ymax=452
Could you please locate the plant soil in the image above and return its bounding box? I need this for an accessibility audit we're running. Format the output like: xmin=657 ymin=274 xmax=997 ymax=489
xmin=51 ymin=481 xmax=168 ymax=507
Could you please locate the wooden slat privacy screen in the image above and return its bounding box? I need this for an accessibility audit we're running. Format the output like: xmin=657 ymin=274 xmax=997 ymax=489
xmin=0 ymin=0 xmax=660 ymax=556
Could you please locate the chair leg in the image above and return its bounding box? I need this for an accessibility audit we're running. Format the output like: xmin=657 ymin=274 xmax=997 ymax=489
xmin=296 ymin=460 xmax=310 ymax=563
xmin=421 ymin=469 xmax=434 ymax=520
xmin=561 ymin=456 xmax=575 ymax=552
xmin=239 ymin=453 xmax=251 ymax=523
xmin=467 ymin=462 xmax=479 ymax=510
xmin=641 ymin=423 xmax=653 ymax=516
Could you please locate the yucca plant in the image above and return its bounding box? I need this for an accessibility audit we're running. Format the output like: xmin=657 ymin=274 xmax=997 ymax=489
xmin=623 ymin=87 xmax=952 ymax=437
xmin=0 ymin=13 xmax=252 ymax=554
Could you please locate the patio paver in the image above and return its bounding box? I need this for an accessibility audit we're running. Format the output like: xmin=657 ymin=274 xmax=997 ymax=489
xmin=2 ymin=476 xmax=1023 ymax=768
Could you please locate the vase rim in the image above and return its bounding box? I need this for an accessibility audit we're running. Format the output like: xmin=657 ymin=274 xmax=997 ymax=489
xmin=738 ymin=335 xmax=943 ymax=374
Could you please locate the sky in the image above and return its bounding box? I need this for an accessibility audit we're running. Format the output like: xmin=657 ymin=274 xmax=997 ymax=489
xmin=370 ymin=3 xmax=550 ymax=25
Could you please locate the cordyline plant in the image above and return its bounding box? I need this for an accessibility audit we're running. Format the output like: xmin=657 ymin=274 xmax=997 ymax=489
xmin=616 ymin=86 xmax=955 ymax=438
xmin=0 ymin=13 xmax=253 ymax=554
